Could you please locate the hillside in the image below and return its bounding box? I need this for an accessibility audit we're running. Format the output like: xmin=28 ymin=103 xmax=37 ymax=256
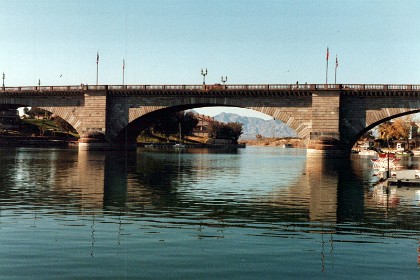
xmin=213 ymin=112 xmax=297 ymax=140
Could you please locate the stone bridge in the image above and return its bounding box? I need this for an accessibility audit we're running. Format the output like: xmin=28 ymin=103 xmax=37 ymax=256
xmin=1 ymin=83 xmax=419 ymax=154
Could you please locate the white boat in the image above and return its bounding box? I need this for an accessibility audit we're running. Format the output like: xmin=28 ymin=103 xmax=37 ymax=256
xmin=173 ymin=143 xmax=186 ymax=148
xmin=144 ymin=143 xmax=156 ymax=148
xmin=357 ymin=143 xmax=377 ymax=156
xmin=370 ymin=153 xmax=403 ymax=177
xmin=388 ymin=169 xmax=420 ymax=186
xmin=358 ymin=149 xmax=377 ymax=156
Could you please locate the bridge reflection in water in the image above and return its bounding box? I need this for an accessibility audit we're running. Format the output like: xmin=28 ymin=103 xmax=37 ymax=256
xmin=8 ymin=147 xmax=410 ymax=234
xmin=57 ymin=148 xmax=411 ymax=229
xmin=1 ymin=147 xmax=419 ymax=277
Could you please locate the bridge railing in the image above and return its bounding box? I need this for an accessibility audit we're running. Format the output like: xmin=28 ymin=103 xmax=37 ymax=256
xmin=1 ymin=84 xmax=420 ymax=92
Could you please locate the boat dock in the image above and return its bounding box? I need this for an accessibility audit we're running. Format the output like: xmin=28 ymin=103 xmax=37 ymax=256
xmin=387 ymin=170 xmax=420 ymax=186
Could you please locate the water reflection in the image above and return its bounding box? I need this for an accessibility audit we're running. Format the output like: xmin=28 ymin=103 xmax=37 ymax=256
xmin=0 ymin=147 xmax=419 ymax=233
xmin=1 ymin=147 xmax=419 ymax=278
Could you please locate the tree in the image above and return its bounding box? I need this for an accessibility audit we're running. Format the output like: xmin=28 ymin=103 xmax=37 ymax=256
xmin=23 ymin=107 xmax=34 ymax=118
xmin=256 ymin=134 xmax=264 ymax=140
xmin=23 ymin=107 xmax=51 ymax=119
xmin=208 ymin=121 xmax=243 ymax=143
xmin=152 ymin=112 xmax=179 ymax=140
xmin=150 ymin=111 xmax=198 ymax=141
xmin=378 ymin=116 xmax=413 ymax=149
xmin=179 ymin=111 xmax=199 ymax=136
xmin=392 ymin=116 xmax=412 ymax=148
xmin=227 ymin=122 xmax=243 ymax=142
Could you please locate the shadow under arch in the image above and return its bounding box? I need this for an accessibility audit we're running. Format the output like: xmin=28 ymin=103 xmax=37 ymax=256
xmin=113 ymin=103 xmax=302 ymax=145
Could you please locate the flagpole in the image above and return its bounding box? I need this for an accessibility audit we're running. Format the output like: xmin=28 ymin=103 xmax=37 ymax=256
xmin=96 ymin=50 xmax=99 ymax=86
xmin=334 ymin=55 xmax=338 ymax=84
xmin=325 ymin=47 xmax=329 ymax=84
xmin=326 ymin=59 xmax=328 ymax=84
xmin=122 ymin=59 xmax=125 ymax=86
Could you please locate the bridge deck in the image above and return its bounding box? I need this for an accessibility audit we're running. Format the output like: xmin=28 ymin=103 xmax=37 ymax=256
xmin=1 ymin=84 xmax=420 ymax=97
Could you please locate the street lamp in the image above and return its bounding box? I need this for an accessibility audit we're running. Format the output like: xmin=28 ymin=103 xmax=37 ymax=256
xmin=2 ymin=72 xmax=4 ymax=90
xmin=221 ymin=76 xmax=227 ymax=85
xmin=201 ymin=68 xmax=208 ymax=86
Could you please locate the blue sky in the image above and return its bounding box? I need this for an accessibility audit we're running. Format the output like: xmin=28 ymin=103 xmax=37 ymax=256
xmin=1 ymin=0 xmax=420 ymax=119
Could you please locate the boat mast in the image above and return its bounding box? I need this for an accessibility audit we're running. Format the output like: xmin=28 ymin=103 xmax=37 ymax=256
xmin=179 ymin=122 xmax=182 ymax=143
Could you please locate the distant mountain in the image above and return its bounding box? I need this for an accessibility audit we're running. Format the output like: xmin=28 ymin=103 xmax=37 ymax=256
xmin=213 ymin=112 xmax=297 ymax=140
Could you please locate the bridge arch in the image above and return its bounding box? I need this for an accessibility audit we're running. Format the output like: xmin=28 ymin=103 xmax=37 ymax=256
xmin=0 ymin=92 xmax=84 ymax=136
xmin=40 ymin=106 xmax=84 ymax=135
xmin=110 ymin=98 xmax=312 ymax=145
xmin=343 ymin=109 xmax=420 ymax=149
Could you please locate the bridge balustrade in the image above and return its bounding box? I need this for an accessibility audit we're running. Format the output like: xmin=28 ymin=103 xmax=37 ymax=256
xmin=126 ymin=85 xmax=147 ymax=90
xmin=342 ymin=84 xmax=365 ymax=90
xmin=224 ymin=84 xmax=247 ymax=90
xmin=163 ymin=85 xmax=200 ymax=90
xmin=267 ymin=84 xmax=292 ymax=90
xmin=1 ymin=83 xmax=420 ymax=93
xmin=247 ymin=84 xmax=268 ymax=90
xmin=387 ymin=85 xmax=412 ymax=90
xmin=365 ymin=84 xmax=384 ymax=90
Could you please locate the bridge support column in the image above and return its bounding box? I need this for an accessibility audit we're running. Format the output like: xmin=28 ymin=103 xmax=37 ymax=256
xmin=78 ymin=90 xmax=112 ymax=150
xmin=307 ymin=91 xmax=346 ymax=157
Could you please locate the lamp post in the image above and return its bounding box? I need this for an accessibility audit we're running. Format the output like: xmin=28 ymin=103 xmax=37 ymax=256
xmin=2 ymin=72 xmax=4 ymax=90
xmin=201 ymin=68 xmax=208 ymax=86
xmin=221 ymin=76 xmax=227 ymax=85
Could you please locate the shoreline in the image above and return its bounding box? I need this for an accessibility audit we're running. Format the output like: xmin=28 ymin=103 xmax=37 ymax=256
xmin=239 ymin=138 xmax=304 ymax=148
xmin=0 ymin=135 xmax=69 ymax=147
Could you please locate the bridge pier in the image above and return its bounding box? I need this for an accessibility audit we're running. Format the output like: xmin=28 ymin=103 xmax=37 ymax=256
xmin=306 ymin=137 xmax=348 ymax=158
xmin=77 ymin=90 xmax=110 ymax=150
xmin=306 ymin=90 xmax=348 ymax=158
xmin=76 ymin=89 xmax=134 ymax=150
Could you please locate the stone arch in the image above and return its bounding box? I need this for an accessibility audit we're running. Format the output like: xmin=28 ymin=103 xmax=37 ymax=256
xmin=366 ymin=108 xmax=420 ymax=128
xmin=110 ymin=95 xmax=312 ymax=144
xmin=38 ymin=106 xmax=84 ymax=136
xmin=0 ymin=94 xmax=85 ymax=136
xmin=339 ymin=92 xmax=420 ymax=151
xmin=344 ymin=108 xmax=420 ymax=149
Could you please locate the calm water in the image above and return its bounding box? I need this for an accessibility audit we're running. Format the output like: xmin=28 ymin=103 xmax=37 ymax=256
xmin=0 ymin=146 xmax=419 ymax=279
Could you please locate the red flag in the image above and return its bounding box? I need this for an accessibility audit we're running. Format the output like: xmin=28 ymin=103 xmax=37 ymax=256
xmin=326 ymin=47 xmax=329 ymax=61
xmin=336 ymin=55 xmax=338 ymax=68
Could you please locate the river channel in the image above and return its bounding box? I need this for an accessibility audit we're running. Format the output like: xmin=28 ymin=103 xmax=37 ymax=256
xmin=0 ymin=146 xmax=419 ymax=279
